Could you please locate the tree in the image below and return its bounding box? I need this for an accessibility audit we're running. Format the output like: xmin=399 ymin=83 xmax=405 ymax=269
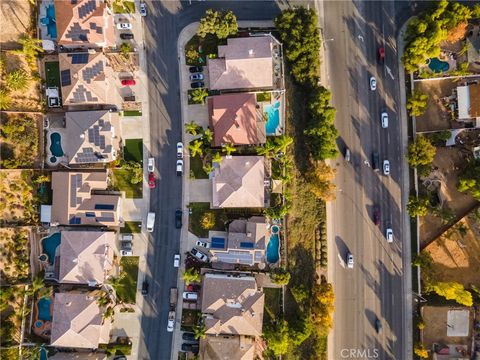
xmin=264 ymin=203 xmax=290 ymax=219
xmin=202 ymin=128 xmax=213 ymax=144
xmin=123 ymin=161 xmax=142 ymax=184
xmin=189 ymin=140 xmax=204 ymax=158
xmin=97 ymin=291 xmax=112 ymax=307
xmin=14 ymin=34 xmax=44 ymax=67
xmin=185 ymin=121 xmax=203 ymax=136
xmin=33 ymin=174 xmax=50 ymax=184
xmin=193 ymin=322 xmax=206 ymax=339
xmin=256 ymin=139 xmax=277 ymax=159
xmin=6 ymin=69 xmax=30 ymax=91
xmin=406 ymin=91 xmax=428 ymax=117
xmin=263 ymin=319 xmax=290 ymax=356
xmin=473 ymin=4 xmax=480 ymax=18
xmin=414 ymin=344 xmax=429 ymax=359
xmin=201 ymin=212 xmax=215 ymax=229
xmin=102 ymin=305 xmax=115 ymax=323
xmin=203 ymin=163 xmax=214 ymax=175
xmin=270 ymin=268 xmax=290 ymax=285
xmin=311 ymin=280 xmax=335 ymax=333
xmin=412 ymin=251 xmax=433 ymax=268
xmin=221 ymin=143 xmax=236 ymax=156
xmin=183 ymin=267 xmax=201 ymax=283
xmin=27 ymin=276 xmax=44 ymax=296
xmin=429 ymin=281 xmax=473 ymax=306
xmin=306 ymin=162 xmax=336 ymax=201
xmin=186 ymin=48 xmax=200 ymax=63
xmin=406 ymin=196 xmax=430 ymax=217
xmin=407 ymin=136 xmax=436 ymax=168
xmin=191 ymin=88 xmax=208 ymax=104
xmin=197 ymin=9 xmax=238 ymax=39
xmin=211 ymin=152 xmax=222 ymax=165
xmin=120 ymin=42 xmax=132 ymax=57
xmin=273 ymin=135 xmax=293 ymax=153
xmin=457 ymin=160 xmax=480 ymax=200
xmin=0 ymin=89 xmax=12 ymax=110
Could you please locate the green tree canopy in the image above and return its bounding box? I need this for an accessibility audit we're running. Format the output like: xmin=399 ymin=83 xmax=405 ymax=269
xmin=190 ymin=88 xmax=208 ymax=104
xmin=428 ymin=281 xmax=473 ymax=306
xmin=263 ymin=319 xmax=290 ymax=356
xmin=407 ymin=91 xmax=428 ymax=117
xmin=407 ymin=136 xmax=436 ymax=168
xmin=185 ymin=121 xmax=203 ymax=136
xmin=270 ymin=267 xmax=291 ymax=285
xmin=457 ymin=160 xmax=480 ymax=200
xmin=197 ymin=9 xmax=238 ymax=39
xmin=189 ymin=139 xmax=204 ymax=158
xmin=183 ymin=267 xmax=201 ymax=283
xmin=406 ymin=196 xmax=430 ymax=217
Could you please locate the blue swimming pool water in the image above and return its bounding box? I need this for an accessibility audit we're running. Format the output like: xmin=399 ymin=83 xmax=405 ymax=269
xmin=428 ymin=57 xmax=449 ymax=73
xmin=265 ymin=101 xmax=280 ymax=135
xmin=40 ymin=347 xmax=48 ymax=360
xmin=266 ymin=234 xmax=280 ymax=264
xmin=49 ymin=132 xmax=63 ymax=157
xmin=37 ymin=298 xmax=52 ymax=322
xmin=46 ymin=5 xmax=57 ymax=39
xmin=41 ymin=233 xmax=61 ymax=265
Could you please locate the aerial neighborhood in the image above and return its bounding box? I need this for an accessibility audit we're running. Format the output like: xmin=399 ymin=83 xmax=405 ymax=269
xmin=1 ymin=1 xmax=480 ymax=360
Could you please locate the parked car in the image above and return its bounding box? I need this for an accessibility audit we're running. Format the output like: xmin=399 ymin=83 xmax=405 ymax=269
xmin=383 ymin=160 xmax=390 ymax=175
xmin=148 ymin=172 xmax=155 ymax=189
xmin=385 ymin=228 xmax=393 ymax=243
xmin=141 ymin=281 xmax=149 ymax=295
xmin=181 ymin=343 xmax=199 ymax=353
xmin=346 ymin=253 xmax=354 ymax=269
xmin=190 ymin=248 xmax=209 ymax=262
xmin=186 ymin=284 xmax=201 ymax=292
xmin=176 ymin=142 xmax=184 ymax=158
xmin=373 ymin=205 xmax=380 ymax=226
xmin=121 ymin=79 xmax=136 ymax=86
xmin=120 ymin=249 xmax=133 ymax=256
xmin=189 ymin=66 xmax=203 ymax=73
xmin=120 ymin=33 xmax=134 ymax=40
xmin=375 ymin=318 xmax=383 ymax=333
xmin=147 ymin=157 xmax=155 ymax=172
xmin=195 ymin=240 xmax=210 ymax=248
xmin=381 ymin=112 xmax=388 ymax=128
xmin=182 ymin=292 xmax=198 ymax=301
xmin=174 ymin=254 xmax=180 ymax=268
xmin=175 ymin=209 xmax=182 ymax=229
xmin=176 ymin=159 xmax=183 ymax=176
xmin=182 ymin=332 xmax=197 ymax=342
xmin=117 ymin=22 xmax=132 ymax=30
xmin=369 ymin=76 xmax=377 ymax=91
xmin=372 ymin=151 xmax=380 ymax=171
xmin=190 ymin=81 xmax=205 ymax=89
xmin=139 ymin=2 xmax=147 ymax=16
xmin=378 ymin=47 xmax=385 ymax=63
xmin=167 ymin=311 xmax=175 ymax=332
xmin=146 ymin=212 xmax=155 ymax=232
xmin=345 ymin=148 xmax=351 ymax=162
xmin=189 ymin=73 xmax=204 ymax=81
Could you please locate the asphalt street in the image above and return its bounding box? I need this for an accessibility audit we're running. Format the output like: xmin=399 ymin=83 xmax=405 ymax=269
xmin=323 ymin=1 xmax=415 ymax=359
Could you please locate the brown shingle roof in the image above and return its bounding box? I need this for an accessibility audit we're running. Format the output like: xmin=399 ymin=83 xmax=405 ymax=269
xmin=200 ymin=335 xmax=255 ymax=360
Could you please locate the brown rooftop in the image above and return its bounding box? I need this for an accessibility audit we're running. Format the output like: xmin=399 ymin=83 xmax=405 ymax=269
xmin=469 ymin=82 xmax=480 ymax=117
xmin=200 ymin=335 xmax=255 ymax=360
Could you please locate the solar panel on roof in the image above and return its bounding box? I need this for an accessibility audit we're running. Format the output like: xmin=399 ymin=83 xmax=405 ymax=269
xmin=71 ymin=53 xmax=89 ymax=64
xmin=240 ymin=242 xmax=254 ymax=249
xmin=61 ymin=69 xmax=71 ymax=86
xmin=95 ymin=204 xmax=114 ymax=210
xmin=211 ymin=237 xmax=226 ymax=249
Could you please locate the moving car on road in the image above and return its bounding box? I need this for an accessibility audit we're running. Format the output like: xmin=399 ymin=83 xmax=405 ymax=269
xmin=176 ymin=159 xmax=183 ymax=176
xmin=383 ymin=160 xmax=390 ymax=175
xmin=175 ymin=209 xmax=182 ymax=229
xmin=372 ymin=152 xmax=380 ymax=171
xmin=375 ymin=318 xmax=383 ymax=333
xmin=381 ymin=111 xmax=388 ymax=128
xmin=191 ymin=81 xmax=205 ymax=89
xmin=189 ymin=66 xmax=203 ymax=73
xmin=117 ymin=22 xmax=132 ymax=30
xmin=141 ymin=281 xmax=149 ymax=295
xmin=346 ymin=253 xmax=354 ymax=269
xmin=176 ymin=142 xmax=184 ymax=158
xmin=189 ymin=73 xmax=204 ymax=81
xmin=373 ymin=205 xmax=381 ymax=226
xmin=174 ymin=254 xmax=180 ymax=268
xmin=378 ymin=47 xmax=385 ymax=63
xmin=369 ymin=76 xmax=377 ymax=91
xmin=345 ymin=148 xmax=351 ymax=163
xmin=139 ymin=2 xmax=147 ymax=16
xmin=385 ymin=228 xmax=393 ymax=243
xmin=181 ymin=343 xmax=199 ymax=353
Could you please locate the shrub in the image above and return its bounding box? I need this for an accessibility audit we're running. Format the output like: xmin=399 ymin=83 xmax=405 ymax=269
xmin=406 ymin=196 xmax=430 ymax=217
xmin=406 ymin=91 xmax=428 ymax=117
xmin=270 ymin=267 xmax=291 ymax=285
xmin=200 ymin=212 xmax=215 ymax=230
xmin=6 ymin=69 xmax=30 ymax=91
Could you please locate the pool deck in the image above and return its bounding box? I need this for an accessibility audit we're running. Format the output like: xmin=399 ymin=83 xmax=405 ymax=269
xmin=258 ymin=91 xmax=286 ymax=137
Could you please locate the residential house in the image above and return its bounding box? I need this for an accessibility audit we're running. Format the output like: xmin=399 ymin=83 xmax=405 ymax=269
xmin=57 ymin=231 xmax=115 ymax=285
xmin=199 ymin=273 xmax=264 ymax=360
xmin=50 ymin=292 xmax=111 ymax=349
xmin=466 ymin=26 xmax=480 ymax=65
xmin=208 ymin=93 xmax=266 ymax=146
xmin=211 ymin=156 xmax=265 ymax=208
xmin=51 ymin=171 xmax=121 ymax=226
xmin=456 ymin=82 xmax=480 ymax=123
xmin=62 ymin=110 xmax=120 ymax=165
xmin=209 ymin=217 xmax=269 ymax=266
xmin=208 ymin=36 xmax=283 ymax=91
xmin=59 ymin=52 xmax=113 ymax=106
xmin=55 ymin=0 xmax=115 ymax=48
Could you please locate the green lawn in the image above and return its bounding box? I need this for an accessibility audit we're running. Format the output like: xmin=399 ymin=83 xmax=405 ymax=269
xmin=45 ymin=62 xmax=60 ymax=88
xmin=112 ymin=0 xmax=135 ymax=13
xmin=112 ymin=169 xmax=142 ymax=198
xmin=263 ymin=288 xmax=282 ymax=327
xmin=120 ymin=221 xmax=142 ymax=234
xmin=256 ymin=91 xmax=272 ymax=102
xmin=180 ymin=309 xmax=201 ymax=331
xmin=116 ymin=256 xmax=139 ymax=304
xmin=124 ymin=139 xmax=143 ymax=163
xmin=122 ymin=110 xmax=142 ymax=117
xmin=185 ymin=34 xmax=225 ymax=66
xmin=188 ymin=202 xmax=227 ymax=238
xmin=190 ymin=155 xmax=208 ymax=179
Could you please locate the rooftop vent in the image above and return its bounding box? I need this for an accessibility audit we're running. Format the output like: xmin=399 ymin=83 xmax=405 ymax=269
xmin=248 ymin=49 xmax=254 ymax=56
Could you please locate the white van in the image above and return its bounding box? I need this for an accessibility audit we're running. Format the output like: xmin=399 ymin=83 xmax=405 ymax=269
xmin=146 ymin=212 xmax=155 ymax=232
xmin=147 ymin=157 xmax=155 ymax=173
xmin=381 ymin=112 xmax=389 ymax=128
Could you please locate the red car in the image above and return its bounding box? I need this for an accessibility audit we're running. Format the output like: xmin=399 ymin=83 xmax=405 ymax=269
xmin=186 ymin=284 xmax=200 ymax=292
xmin=378 ymin=47 xmax=385 ymax=63
xmin=148 ymin=172 xmax=155 ymax=189
xmin=121 ymin=79 xmax=136 ymax=86
xmin=373 ymin=205 xmax=380 ymax=226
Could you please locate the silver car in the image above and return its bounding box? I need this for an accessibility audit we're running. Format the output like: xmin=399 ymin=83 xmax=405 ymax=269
xmin=383 ymin=160 xmax=390 ymax=176
xmin=347 ymin=253 xmax=354 ymax=269
xmin=370 ymin=76 xmax=377 ymax=91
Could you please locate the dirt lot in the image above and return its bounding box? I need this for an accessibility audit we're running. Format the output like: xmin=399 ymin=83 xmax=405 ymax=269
xmin=0 ymin=170 xmax=35 ymax=224
xmin=424 ymin=208 xmax=480 ymax=288
xmin=414 ymin=77 xmax=480 ymax=132
xmin=419 ymin=146 xmax=479 ymax=245
xmin=0 ymin=0 xmax=31 ymax=48
xmin=106 ymin=53 xmax=139 ymax=73
xmin=422 ymin=306 xmax=473 ymax=350
xmin=0 ymin=227 xmax=30 ymax=284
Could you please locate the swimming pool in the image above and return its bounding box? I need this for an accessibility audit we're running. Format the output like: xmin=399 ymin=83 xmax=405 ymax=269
xmin=49 ymin=132 xmax=64 ymax=157
xmin=266 ymin=233 xmax=280 ymax=264
xmin=265 ymin=101 xmax=281 ymax=135
xmin=42 ymin=4 xmax=57 ymax=39
xmin=37 ymin=297 xmax=52 ymax=322
xmin=428 ymin=57 xmax=449 ymax=73
xmin=41 ymin=233 xmax=61 ymax=265
xmin=40 ymin=347 xmax=48 ymax=360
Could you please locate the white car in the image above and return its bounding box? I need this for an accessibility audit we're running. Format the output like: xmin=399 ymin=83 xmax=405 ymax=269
xmin=167 ymin=311 xmax=175 ymax=332
xmin=139 ymin=2 xmax=147 ymax=16
xmin=176 ymin=159 xmax=184 ymax=176
xmin=147 ymin=157 xmax=155 ymax=173
xmin=190 ymin=248 xmax=209 ymax=262
xmin=383 ymin=160 xmax=390 ymax=175
xmin=189 ymin=73 xmax=204 ymax=81
xmin=385 ymin=228 xmax=393 ymax=243
xmin=196 ymin=240 xmax=210 ymax=248
xmin=117 ymin=22 xmax=132 ymax=30
xmin=176 ymin=142 xmax=184 ymax=158
xmin=120 ymin=249 xmax=133 ymax=256
xmin=173 ymin=254 xmax=180 ymax=268
xmin=381 ymin=112 xmax=388 ymax=128
xmin=146 ymin=212 xmax=155 ymax=232
xmin=182 ymin=292 xmax=198 ymax=301
xmin=370 ymin=76 xmax=377 ymax=91
xmin=347 ymin=253 xmax=354 ymax=269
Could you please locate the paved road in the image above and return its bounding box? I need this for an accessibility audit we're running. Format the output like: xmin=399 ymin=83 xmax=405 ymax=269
xmin=139 ymin=2 xmax=289 ymax=359
xmin=323 ymin=1 xmax=412 ymax=359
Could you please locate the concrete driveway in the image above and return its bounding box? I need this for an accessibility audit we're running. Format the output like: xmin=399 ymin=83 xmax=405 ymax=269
xmin=189 ymin=179 xmax=211 ymax=203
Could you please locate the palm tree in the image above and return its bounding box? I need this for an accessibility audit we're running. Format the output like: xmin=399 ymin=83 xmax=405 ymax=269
xmin=37 ymin=286 xmax=51 ymax=300
xmin=191 ymin=88 xmax=209 ymax=104
xmin=273 ymin=135 xmax=293 ymax=153
xmin=0 ymin=89 xmax=12 ymax=110
xmin=183 ymin=268 xmax=201 ymax=283
xmin=102 ymin=306 xmax=115 ymax=323
xmin=96 ymin=291 xmax=112 ymax=307
xmin=107 ymin=275 xmax=125 ymax=295
xmin=6 ymin=69 xmax=30 ymax=91
xmin=221 ymin=143 xmax=236 ymax=156
xmin=203 ymin=163 xmax=214 ymax=174
xmin=256 ymin=138 xmax=276 ymax=158
xmin=14 ymin=34 xmax=44 ymax=67
xmin=193 ymin=322 xmax=206 ymax=339
xmin=185 ymin=121 xmax=203 ymax=136
xmin=211 ymin=152 xmax=223 ymax=165
xmin=202 ymin=128 xmax=213 ymax=144
xmin=28 ymin=276 xmax=44 ymax=296
xmin=189 ymin=140 xmax=204 ymax=158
